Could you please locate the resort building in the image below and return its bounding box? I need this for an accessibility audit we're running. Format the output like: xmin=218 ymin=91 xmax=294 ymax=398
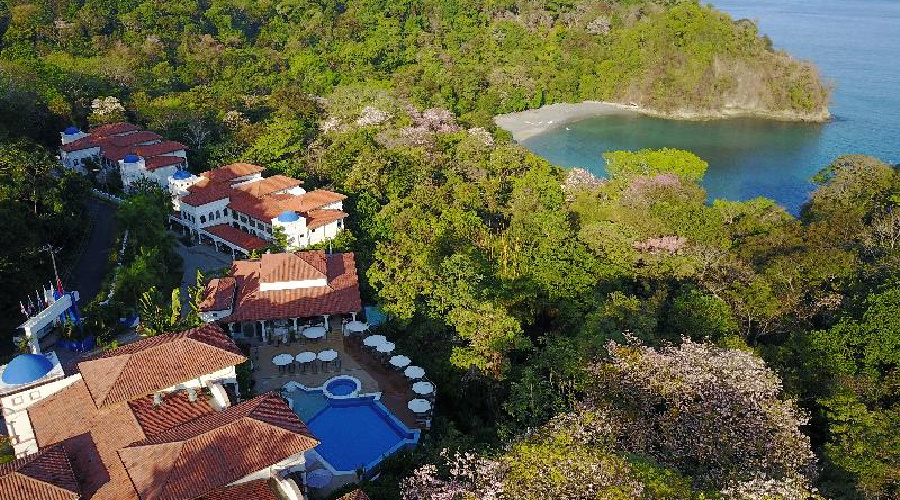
xmin=0 ymin=324 xmax=320 ymax=500
xmin=200 ymin=251 xmax=361 ymax=340
xmin=168 ymin=163 xmax=348 ymax=256
xmin=59 ymin=122 xmax=187 ymax=189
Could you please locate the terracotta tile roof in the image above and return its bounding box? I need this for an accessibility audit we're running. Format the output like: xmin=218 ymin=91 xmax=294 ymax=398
xmin=203 ymin=224 xmax=269 ymax=252
xmin=180 ymin=180 xmax=230 ymax=207
xmin=199 ymin=479 xmax=278 ymax=500
xmin=260 ymin=252 xmax=327 ymax=284
xmin=78 ymin=325 xmax=246 ymax=407
xmin=28 ymin=380 xmax=145 ymax=500
xmin=133 ymin=141 xmax=186 ymax=159
xmin=199 ymin=277 xmax=237 ymax=312
xmin=128 ymin=391 xmax=216 ymax=437
xmin=232 ymin=175 xmax=303 ymax=198
xmin=90 ymin=122 xmax=142 ymax=137
xmin=0 ymin=445 xmax=80 ymax=500
xmin=225 ymin=252 xmax=361 ymax=322
xmin=228 ymin=190 xmax=345 ymax=222
xmin=202 ymin=163 xmax=265 ymax=184
xmin=144 ymin=155 xmax=185 ymax=171
xmin=306 ymin=208 xmax=349 ymax=230
xmin=118 ymin=393 xmax=319 ymax=500
xmin=60 ymin=135 xmax=100 ymax=152
xmin=105 ymin=131 xmax=162 ymax=148
xmin=339 ymin=490 xmax=371 ymax=500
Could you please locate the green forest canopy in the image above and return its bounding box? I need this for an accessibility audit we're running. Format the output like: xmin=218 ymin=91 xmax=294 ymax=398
xmin=0 ymin=1 xmax=894 ymax=499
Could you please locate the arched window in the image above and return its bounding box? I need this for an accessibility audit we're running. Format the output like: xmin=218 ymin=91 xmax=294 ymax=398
xmin=216 ymin=210 xmax=221 ymax=219
xmin=200 ymin=215 xmax=206 ymax=224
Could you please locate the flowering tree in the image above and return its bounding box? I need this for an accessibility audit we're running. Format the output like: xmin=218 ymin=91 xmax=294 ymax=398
xmin=400 ymin=450 xmax=505 ymax=500
xmin=89 ymin=96 xmax=127 ymax=125
xmin=588 ymin=339 xmax=817 ymax=488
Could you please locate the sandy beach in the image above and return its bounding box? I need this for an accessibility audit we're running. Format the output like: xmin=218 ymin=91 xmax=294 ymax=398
xmin=494 ymin=101 xmax=640 ymax=142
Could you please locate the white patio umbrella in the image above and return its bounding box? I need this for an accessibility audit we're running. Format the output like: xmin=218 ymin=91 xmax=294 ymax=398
xmin=317 ymin=350 xmax=338 ymax=362
xmin=295 ymin=352 xmax=316 ymax=363
xmin=376 ymin=342 xmax=396 ymax=354
xmin=412 ymin=381 xmax=435 ymax=395
xmin=303 ymin=326 xmax=327 ymax=339
xmin=363 ymin=335 xmax=387 ymax=347
xmin=306 ymin=468 xmax=333 ymax=489
xmin=346 ymin=320 xmax=369 ymax=332
xmin=273 ymin=353 xmax=294 ymax=366
xmin=404 ymin=365 xmax=425 ymax=380
xmin=390 ymin=355 xmax=411 ymax=369
xmin=408 ymin=398 xmax=432 ymax=413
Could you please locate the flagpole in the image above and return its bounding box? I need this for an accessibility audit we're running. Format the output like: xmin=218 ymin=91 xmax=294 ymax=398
xmin=41 ymin=244 xmax=63 ymax=293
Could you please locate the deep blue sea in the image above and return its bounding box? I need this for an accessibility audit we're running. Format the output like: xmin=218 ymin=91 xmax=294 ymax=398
xmin=517 ymin=0 xmax=900 ymax=212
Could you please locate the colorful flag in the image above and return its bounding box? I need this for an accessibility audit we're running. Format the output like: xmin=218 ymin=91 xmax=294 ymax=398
xmin=27 ymin=297 xmax=35 ymax=316
xmin=56 ymin=277 xmax=64 ymax=294
xmin=20 ymin=301 xmax=28 ymax=318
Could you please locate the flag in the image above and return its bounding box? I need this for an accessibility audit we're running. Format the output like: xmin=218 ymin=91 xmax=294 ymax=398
xmin=36 ymin=290 xmax=44 ymax=310
xmin=20 ymin=301 xmax=28 ymax=318
xmin=56 ymin=277 xmax=64 ymax=294
xmin=27 ymin=297 xmax=35 ymax=316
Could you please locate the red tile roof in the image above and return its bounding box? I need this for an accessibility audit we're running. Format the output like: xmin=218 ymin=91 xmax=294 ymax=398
xmin=260 ymin=252 xmax=327 ymax=284
xmin=199 ymin=277 xmax=237 ymax=312
xmin=203 ymin=163 xmax=265 ymax=184
xmin=90 ymin=122 xmax=142 ymax=137
xmin=180 ymin=179 xmax=230 ymax=207
xmin=144 ymin=155 xmax=185 ymax=171
xmin=227 ymin=190 xmax=346 ymax=222
xmin=223 ymin=251 xmax=361 ymax=322
xmin=60 ymin=135 xmax=100 ymax=152
xmin=128 ymin=391 xmax=217 ymax=437
xmin=232 ymin=175 xmax=303 ymax=197
xmin=307 ymin=208 xmax=349 ymax=230
xmin=133 ymin=141 xmax=186 ymax=159
xmin=199 ymin=479 xmax=278 ymax=500
xmin=28 ymin=380 xmax=146 ymax=500
xmin=203 ymin=224 xmax=269 ymax=252
xmin=118 ymin=393 xmax=318 ymax=500
xmin=0 ymin=445 xmax=80 ymax=500
xmin=78 ymin=325 xmax=246 ymax=407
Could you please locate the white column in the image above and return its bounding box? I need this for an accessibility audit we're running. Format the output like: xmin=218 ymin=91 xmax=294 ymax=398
xmin=323 ymin=315 xmax=329 ymax=330
xmin=259 ymin=321 xmax=266 ymax=342
xmin=351 ymin=311 xmax=357 ymax=321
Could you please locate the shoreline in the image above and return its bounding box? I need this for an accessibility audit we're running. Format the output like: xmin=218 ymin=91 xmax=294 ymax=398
xmin=494 ymin=101 xmax=831 ymax=142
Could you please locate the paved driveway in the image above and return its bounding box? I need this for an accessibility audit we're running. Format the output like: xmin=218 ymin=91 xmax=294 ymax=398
xmin=65 ymin=197 xmax=117 ymax=304
xmin=175 ymin=241 xmax=234 ymax=308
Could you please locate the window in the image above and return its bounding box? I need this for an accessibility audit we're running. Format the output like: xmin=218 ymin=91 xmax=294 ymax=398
xmin=200 ymin=215 xmax=206 ymax=224
xmin=232 ymin=211 xmax=238 ymax=220
xmin=223 ymin=209 xmax=229 ymax=216
xmin=240 ymin=216 xmax=247 ymax=223
xmin=216 ymin=211 xmax=221 ymax=219
xmin=337 ymin=220 xmax=343 ymax=229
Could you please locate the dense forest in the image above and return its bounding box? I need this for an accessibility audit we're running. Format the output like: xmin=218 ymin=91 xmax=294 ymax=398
xmin=1 ymin=0 xmax=895 ymax=499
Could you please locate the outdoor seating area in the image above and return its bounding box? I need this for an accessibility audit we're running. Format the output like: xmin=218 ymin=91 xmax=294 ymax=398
xmin=343 ymin=325 xmax=436 ymax=428
xmin=272 ymin=349 xmax=343 ymax=374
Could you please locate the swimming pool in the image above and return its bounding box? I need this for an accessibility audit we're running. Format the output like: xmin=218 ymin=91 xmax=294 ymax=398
xmin=284 ymin=382 xmax=419 ymax=474
xmin=306 ymin=397 xmax=418 ymax=473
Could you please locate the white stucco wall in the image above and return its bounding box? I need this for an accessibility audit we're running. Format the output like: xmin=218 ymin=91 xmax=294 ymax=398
xmin=1 ymin=373 xmax=82 ymax=458
xmin=259 ymin=278 xmax=328 ymax=292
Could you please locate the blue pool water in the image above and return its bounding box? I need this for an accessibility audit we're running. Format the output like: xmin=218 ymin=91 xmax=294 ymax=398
xmin=305 ymin=397 xmax=419 ymax=472
xmin=286 ymin=389 xmax=330 ymax=422
xmin=326 ymin=379 xmax=359 ymax=396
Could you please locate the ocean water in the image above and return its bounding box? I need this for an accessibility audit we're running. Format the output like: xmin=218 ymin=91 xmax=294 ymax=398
xmin=518 ymin=0 xmax=900 ymax=212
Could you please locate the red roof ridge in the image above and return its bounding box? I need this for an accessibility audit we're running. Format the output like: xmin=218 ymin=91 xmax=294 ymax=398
xmin=0 ymin=444 xmax=80 ymax=500
xmin=198 ymin=479 xmax=278 ymax=500
xmin=118 ymin=393 xmax=318 ymax=500
xmin=78 ymin=325 xmax=246 ymax=407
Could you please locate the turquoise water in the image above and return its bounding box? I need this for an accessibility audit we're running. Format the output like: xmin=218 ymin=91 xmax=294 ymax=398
xmin=306 ymin=397 xmax=418 ymax=472
xmin=326 ymin=378 xmax=359 ymax=396
xmin=286 ymin=389 xmax=330 ymax=421
xmin=518 ymin=0 xmax=900 ymax=212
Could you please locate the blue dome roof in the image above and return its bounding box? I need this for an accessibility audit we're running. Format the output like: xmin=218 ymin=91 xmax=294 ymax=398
xmin=277 ymin=211 xmax=300 ymax=223
xmin=2 ymin=354 xmax=54 ymax=385
xmin=123 ymin=154 xmax=140 ymax=164
xmin=63 ymin=126 xmax=81 ymax=135
xmin=172 ymin=170 xmax=192 ymax=180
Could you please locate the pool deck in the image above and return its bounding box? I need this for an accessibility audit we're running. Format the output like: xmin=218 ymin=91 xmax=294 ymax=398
xmin=248 ymin=327 xmax=423 ymax=430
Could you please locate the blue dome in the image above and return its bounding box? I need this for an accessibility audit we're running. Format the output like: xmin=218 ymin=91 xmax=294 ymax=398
xmin=2 ymin=354 xmax=54 ymax=385
xmin=123 ymin=154 xmax=140 ymax=164
xmin=277 ymin=211 xmax=300 ymax=223
xmin=172 ymin=170 xmax=192 ymax=180
xmin=63 ymin=126 xmax=81 ymax=135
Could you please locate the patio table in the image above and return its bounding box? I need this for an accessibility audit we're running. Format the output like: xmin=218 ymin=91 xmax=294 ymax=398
xmin=295 ymin=352 xmax=316 ymax=363
xmin=317 ymin=350 xmax=338 ymax=362
xmin=346 ymin=320 xmax=369 ymax=333
xmin=389 ymin=355 xmax=411 ymax=369
xmin=404 ymin=365 xmax=425 ymax=380
xmin=376 ymin=342 xmax=396 ymax=354
xmin=303 ymin=326 xmax=327 ymax=340
xmin=363 ymin=335 xmax=387 ymax=347
xmin=412 ymin=381 xmax=435 ymax=395
xmin=408 ymin=398 xmax=432 ymax=413
xmin=272 ymin=353 xmax=294 ymax=366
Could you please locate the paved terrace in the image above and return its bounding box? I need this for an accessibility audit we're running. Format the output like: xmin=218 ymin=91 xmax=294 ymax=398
xmin=248 ymin=325 xmax=422 ymax=429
